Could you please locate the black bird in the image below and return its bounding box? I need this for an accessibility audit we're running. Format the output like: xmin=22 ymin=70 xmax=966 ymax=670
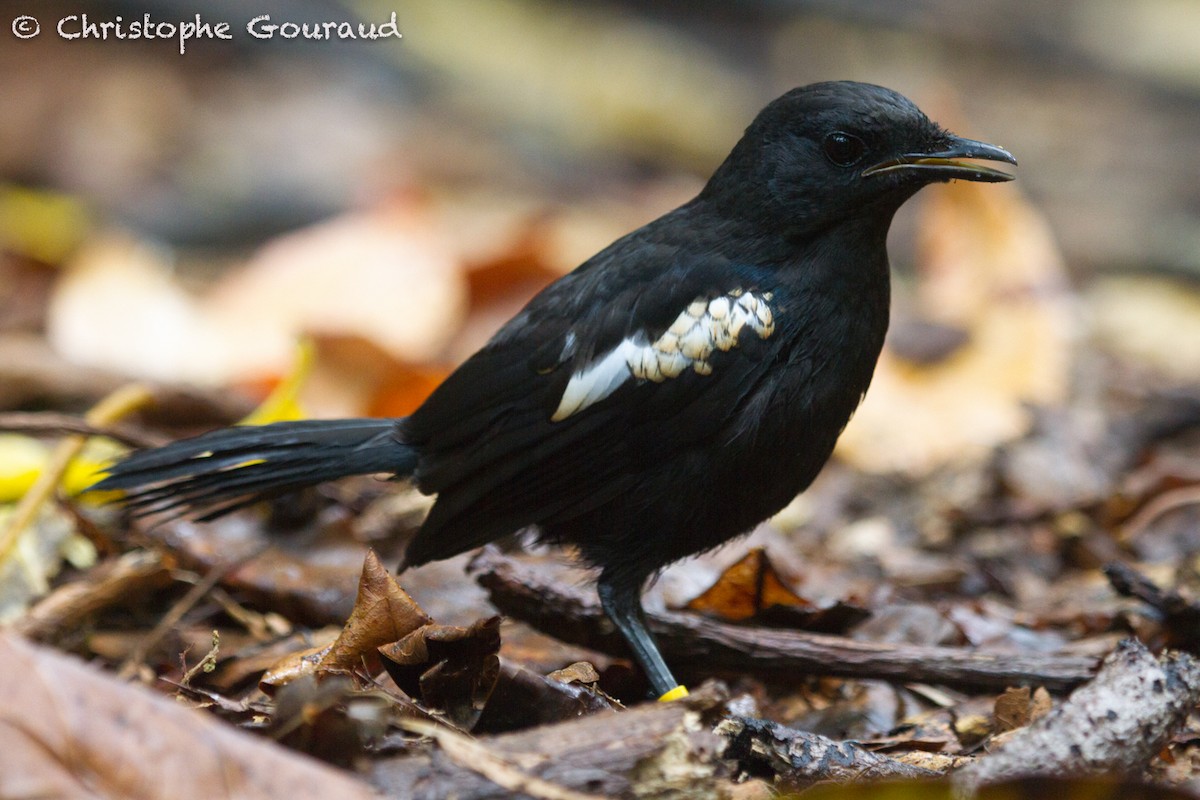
xmin=93 ymin=82 xmax=1015 ymax=700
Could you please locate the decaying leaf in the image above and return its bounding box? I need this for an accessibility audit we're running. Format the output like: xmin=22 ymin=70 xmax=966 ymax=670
xmin=0 ymin=503 xmax=96 ymax=624
xmin=318 ymin=549 xmax=432 ymax=675
xmin=380 ymin=615 xmax=502 ymax=730
xmin=547 ymin=661 xmax=601 ymax=686
xmin=259 ymin=550 xmax=429 ymax=691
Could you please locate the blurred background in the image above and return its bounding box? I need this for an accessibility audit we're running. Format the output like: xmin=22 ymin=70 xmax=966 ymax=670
xmin=2 ymin=0 xmax=1199 ymax=457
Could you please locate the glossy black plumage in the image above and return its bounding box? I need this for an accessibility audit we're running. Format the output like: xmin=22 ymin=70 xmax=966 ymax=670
xmin=93 ymin=81 xmax=1015 ymax=698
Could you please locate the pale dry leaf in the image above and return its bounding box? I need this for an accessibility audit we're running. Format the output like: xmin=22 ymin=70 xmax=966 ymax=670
xmin=48 ymin=204 xmax=467 ymax=395
xmin=206 ymin=202 xmax=467 ymax=382
xmin=0 ymin=503 xmax=95 ymax=624
xmin=0 ymin=631 xmax=377 ymax=800
xmin=1086 ymin=275 xmax=1200 ymax=382
xmin=838 ymin=177 xmax=1073 ymax=475
xmin=47 ymin=234 xmax=222 ymax=383
xmin=258 ymin=640 xmax=334 ymax=694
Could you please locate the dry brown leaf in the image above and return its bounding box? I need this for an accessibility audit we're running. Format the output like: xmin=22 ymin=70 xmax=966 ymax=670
xmin=683 ymin=547 xmax=869 ymax=632
xmin=0 ymin=631 xmax=376 ymax=800
xmin=684 ymin=547 xmax=811 ymax=622
xmin=547 ymin=661 xmax=601 ymax=685
xmin=259 ymin=552 xmax=429 ymax=692
xmin=299 ymin=334 xmax=450 ymax=419
xmin=837 ymin=175 xmax=1072 ymax=475
xmin=993 ymin=686 xmax=1033 ymax=733
xmin=259 ymin=640 xmax=336 ymax=694
xmin=317 ymin=549 xmax=432 ymax=675
xmin=1030 ymin=686 xmax=1053 ymax=723
xmin=463 ymin=217 xmax=561 ymax=309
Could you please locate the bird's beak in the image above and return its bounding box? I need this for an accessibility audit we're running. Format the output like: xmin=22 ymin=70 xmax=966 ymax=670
xmin=863 ymin=134 xmax=1017 ymax=183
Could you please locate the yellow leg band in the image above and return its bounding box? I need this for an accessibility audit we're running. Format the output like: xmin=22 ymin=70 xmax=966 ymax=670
xmin=658 ymin=685 xmax=689 ymax=702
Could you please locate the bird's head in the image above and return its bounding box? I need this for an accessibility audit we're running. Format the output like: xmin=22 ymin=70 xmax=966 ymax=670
xmin=702 ymin=81 xmax=1016 ymax=237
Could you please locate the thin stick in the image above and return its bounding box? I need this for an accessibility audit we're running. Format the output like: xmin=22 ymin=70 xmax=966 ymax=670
xmin=397 ymin=717 xmax=607 ymax=800
xmin=117 ymin=562 xmax=230 ymax=681
xmin=0 ymin=384 xmax=154 ymax=563
xmin=180 ymin=630 xmax=221 ymax=687
xmin=0 ymin=411 xmax=166 ymax=449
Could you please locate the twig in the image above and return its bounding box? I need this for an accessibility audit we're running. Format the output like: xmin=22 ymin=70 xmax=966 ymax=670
xmin=0 ymin=384 xmax=154 ymax=564
xmin=473 ymin=551 xmax=1100 ymax=693
xmin=180 ymin=630 xmax=221 ymax=687
xmin=1104 ymin=562 xmax=1200 ymax=652
xmin=0 ymin=411 xmax=167 ymax=449
xmin=1120 ymin=485 xmax=1200 ymax=543
xmin=117 ymin=561 xmax=234 ymax=681
xmin=372 ymin=683 xmax=728 ymax=799
xmin=397 ymin=717 xmax=607 ymax=800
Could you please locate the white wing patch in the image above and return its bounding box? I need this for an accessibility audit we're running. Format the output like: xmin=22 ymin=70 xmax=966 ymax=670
xmin=551 ymin=290 xmax=775 ymax=421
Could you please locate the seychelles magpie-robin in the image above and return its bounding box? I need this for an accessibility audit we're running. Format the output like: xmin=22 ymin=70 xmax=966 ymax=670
xmin=93 ymin=81 xmax=1015 ymax=700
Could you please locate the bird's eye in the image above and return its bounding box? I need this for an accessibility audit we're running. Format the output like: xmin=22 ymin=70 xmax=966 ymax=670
xmin=823 ymin=131 xmax=866 ymax=167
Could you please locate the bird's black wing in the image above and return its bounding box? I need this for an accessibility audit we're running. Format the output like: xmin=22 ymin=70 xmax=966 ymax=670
xmin=400 ymin=223 xmax=787 ymax=566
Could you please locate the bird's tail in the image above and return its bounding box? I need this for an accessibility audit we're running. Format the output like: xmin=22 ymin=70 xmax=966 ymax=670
xmin=91 ymin=418 xmax=416 ymax=521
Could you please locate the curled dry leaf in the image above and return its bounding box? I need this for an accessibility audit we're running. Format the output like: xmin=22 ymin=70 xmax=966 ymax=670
xmin=260 ymin=550 xmax=429 ymax=691
xmin=318 ymin=549 xmax=432 ymax=675
xmin=259 ymin=640 xmax=335 ymax=694
xmin=380 ymin=615 xmax=502 ymax=730
xmin=837 ymin=176 xmax=1072 ymax=476
xmin=547 ymin=661 xmax=601 ymax=686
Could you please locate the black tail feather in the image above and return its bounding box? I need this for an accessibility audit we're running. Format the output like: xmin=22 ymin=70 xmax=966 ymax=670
xmin=91 ymin=418 xmax=417 ymax=520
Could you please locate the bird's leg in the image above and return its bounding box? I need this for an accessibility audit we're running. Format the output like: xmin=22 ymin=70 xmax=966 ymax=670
xmin=597 ymin=575 xmax=685 ymax=700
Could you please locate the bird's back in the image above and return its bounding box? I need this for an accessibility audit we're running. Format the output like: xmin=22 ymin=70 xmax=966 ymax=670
xmin=399 ymin=201 xmax=893 ymax=582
